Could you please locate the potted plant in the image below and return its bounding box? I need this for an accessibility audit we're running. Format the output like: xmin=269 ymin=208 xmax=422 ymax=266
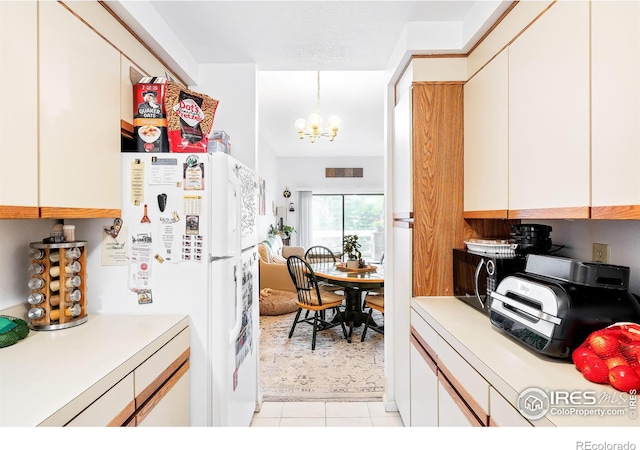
xmin=343 ymin=234 xmax=362 ymax=268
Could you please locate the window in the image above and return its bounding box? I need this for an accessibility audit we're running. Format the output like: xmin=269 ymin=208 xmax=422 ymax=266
xmin=311 ymin=194 xmax=384 ymax=261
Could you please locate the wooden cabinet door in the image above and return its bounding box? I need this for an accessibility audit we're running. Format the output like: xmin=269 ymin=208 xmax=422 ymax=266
xmin=464 ymin=50 xmax=509 ymax=218
xmin=0 ymin=1 xmax=39 ymax=218
xmin=39 ymin=1 xmax=121 ymax=217
xmin=508 ymin=1 xmax=590 ymax=218
xmin=591 ymin=1 xmax=640 ymax=219
xmin=412 ymin=83 xmax=464 ymax=296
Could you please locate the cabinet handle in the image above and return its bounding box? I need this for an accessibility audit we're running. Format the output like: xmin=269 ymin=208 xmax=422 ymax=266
xmin=438 ymin=371 xmax=484 ymax=427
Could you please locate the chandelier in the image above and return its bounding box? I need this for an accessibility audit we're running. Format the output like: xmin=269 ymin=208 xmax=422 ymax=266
xmin=294 ymin=71 xmax=340 ymax=143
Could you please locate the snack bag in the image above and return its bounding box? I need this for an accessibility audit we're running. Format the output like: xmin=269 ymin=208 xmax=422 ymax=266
xmin=572 ymin=322 xmax=640 ymax=393
xmin=165 ymin=81 xmax=219 ymax=153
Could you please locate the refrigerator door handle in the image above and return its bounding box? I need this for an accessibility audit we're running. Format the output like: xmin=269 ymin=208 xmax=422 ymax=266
xmin=228 ymin=264 xmax=243 ymax=345
xmin=230 ymin=165 xmax=243 ymax=258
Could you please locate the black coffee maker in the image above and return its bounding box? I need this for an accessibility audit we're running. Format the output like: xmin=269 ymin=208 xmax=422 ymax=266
xmin=510 ymin=224 xmax=553 ymax=255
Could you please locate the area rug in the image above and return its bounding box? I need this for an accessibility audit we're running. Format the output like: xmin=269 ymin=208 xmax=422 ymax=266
xmin=259 ymin=309 xmax=385 ymax=402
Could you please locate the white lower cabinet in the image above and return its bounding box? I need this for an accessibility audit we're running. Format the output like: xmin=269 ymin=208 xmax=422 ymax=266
xmin=411 ymin=306 xmax=526 ymax=427
xmin=65 ymin=327 xmax=190 ymax=427
xmin=410 ymin=331 xmax=438 ymax=426
xmin=437 ymin=373 xmax=484 ymax=427
xmin=66 ymin=373 xmax=135 ymax=427
xmin=489 ymin=387 xmax=532 ymax=427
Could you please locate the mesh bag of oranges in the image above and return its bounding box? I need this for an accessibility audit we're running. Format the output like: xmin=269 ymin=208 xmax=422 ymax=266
xmin=572 ymin=322 xmax=640 ymax=393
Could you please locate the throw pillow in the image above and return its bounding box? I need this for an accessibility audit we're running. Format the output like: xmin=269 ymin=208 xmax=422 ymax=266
xmin=272 ymin=254 xmax=287 ymax=264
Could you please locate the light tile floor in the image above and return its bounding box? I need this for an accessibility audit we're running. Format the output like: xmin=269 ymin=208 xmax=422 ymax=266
xmin=250 ymin=401 xmax=405 ymax=427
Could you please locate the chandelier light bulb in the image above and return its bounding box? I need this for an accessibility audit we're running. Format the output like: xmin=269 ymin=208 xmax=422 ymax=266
xmin=308 ymin=113 xmax=322 ymax=130
xmin=327 ymin=115 xmax=340 ymax=131
xmin=295 ymin=118 xmax=307 ymax=131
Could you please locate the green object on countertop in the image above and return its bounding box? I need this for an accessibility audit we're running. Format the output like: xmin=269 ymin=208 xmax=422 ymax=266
xmin=0 ymin=317 xmax=16 ymax=333
xmin=0 ymin=316 xmax=29 ymax=348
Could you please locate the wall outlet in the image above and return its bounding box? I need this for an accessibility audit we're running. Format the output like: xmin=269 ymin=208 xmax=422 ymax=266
xmin=593 ymin=243 xmax=610 ymax=264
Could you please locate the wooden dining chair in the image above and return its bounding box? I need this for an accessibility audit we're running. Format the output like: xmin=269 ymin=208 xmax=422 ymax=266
xmin=304 ymin=245 xmax=343 ymax=294
xmin=361 ymin=288 xmax=384 ymax=341
xmin=304 ymin=245 xmax=337 ymax=263
xmin=286 ymin=256 xmax=348 ymax=350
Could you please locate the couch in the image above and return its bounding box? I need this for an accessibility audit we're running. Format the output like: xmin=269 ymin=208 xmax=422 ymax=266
xmin=257 ymin=235 xmax=305 ymax=292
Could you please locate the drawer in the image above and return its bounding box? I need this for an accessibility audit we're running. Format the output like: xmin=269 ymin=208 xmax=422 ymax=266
xmin=437 ymin=337 xmax=489 ymax=425
xmin=66 ymin=373 xmax=134 ymax=427
xmin=411 ymin=309 xmax=439 ymax=357
xmin=134 ymin=327 xmax=190 ymax=406
xmin=489 ymin=387 xmax=532 ymax=427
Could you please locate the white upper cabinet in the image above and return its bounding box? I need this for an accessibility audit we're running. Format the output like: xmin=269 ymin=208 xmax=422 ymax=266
xmin=463 ymin=50 xmax=509 ymax=217
xmin=0 ymin=1 xmax=38 ymax=216
xmin=508 ymin=1 xmax=590 ymax=216
xmin=591 ymin=1 xmax=640 ymax=218
xmin=39 ymin=1 xmax=121 ymax=214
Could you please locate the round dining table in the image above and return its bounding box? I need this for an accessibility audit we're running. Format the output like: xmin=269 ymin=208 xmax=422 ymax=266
xmin=310 ymin=262 xmax=384 ymax=343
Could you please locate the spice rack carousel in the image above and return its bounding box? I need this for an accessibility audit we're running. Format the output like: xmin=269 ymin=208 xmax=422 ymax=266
xmin=27 ymin=241 xmax=88 ymax=331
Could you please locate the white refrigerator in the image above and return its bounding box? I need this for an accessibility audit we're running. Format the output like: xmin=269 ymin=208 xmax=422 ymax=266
xmin=91 ymin=151 xmax=259 ymax=427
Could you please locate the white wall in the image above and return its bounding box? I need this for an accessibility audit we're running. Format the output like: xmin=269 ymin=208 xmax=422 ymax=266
xmin=192 ymin=64 xmax=257 ymax=170
xmin=531 ymin=220 xmax=640 ymax=295
xmin=0 ymin=220 xmax=57 ymax=311
xmin=275 ymin=156 xmax=384 ymax=246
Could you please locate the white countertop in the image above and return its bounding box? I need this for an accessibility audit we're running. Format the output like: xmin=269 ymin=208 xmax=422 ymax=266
xmin=0 ymin=314 xmax=189 ymax=427
xmin=412 ymin=296 xmax=640 ymax=427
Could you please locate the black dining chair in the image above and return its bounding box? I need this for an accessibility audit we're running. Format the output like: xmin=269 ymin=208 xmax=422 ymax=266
xmin=286 ymin=256 xmax=348 ymax=350
xmin=304 ymin=245 xmax=338 ymax=263
xmin=361 ymin=288 xmax=384 ymax=341
xmin=304 ymin=245 xmax=342 ymax=294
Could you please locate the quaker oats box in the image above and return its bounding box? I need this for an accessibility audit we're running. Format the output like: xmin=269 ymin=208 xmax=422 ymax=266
xmin=133 ymin=77 xmax=169 ymax=152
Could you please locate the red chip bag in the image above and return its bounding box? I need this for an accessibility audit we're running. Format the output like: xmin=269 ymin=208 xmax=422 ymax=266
xmin=165 ymin=81 xmax=219 ymax=153
xmin=572 ymin=323 xmax=640 ymax=392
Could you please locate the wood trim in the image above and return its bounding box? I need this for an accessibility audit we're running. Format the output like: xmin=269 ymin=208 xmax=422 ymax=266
xmin=489 ymin=416 xmax=499 ymax=427
xmin=135 ymin=359 xmax=190 ymax=425
xmin=508 ymin=206 xmax=590 ymax=219
xmin=393 ymin=220 xmax=413 ymax=229
xmin=438 ymin=363 xmax=489 ymax=426
xmin=413 ymin=81 xmax=466 ymax=86
xmin=121 ymin=120 xmax=134 ymax=139
xmin=98 ymin=2 xmax=186 ymax=86
xmin=410 ymin=332 xmax=437 ymax=375
xmin=438 ymin=371 xmax=485 ymax=427
xmin=410 ymin=326 xmax=437 ymax=362
xmin=465 ymin=1 xmax=520 ymax=56
xmin=107 ymin=399 xmax=136 ymax=427
xmin=40 ymin=207 xmax=121 ymax=219
xmin=135 ymin=348 xmax=190 ymax=407
xmin=0 ymin=206 xmax=39 ymax=219
xmin=591 ymin=205 xmax=640 ymax=220
xmin=466 ymin=1 xmax=556 ymax=83
xmin=463 ymin=210 xmax=509 ymax=219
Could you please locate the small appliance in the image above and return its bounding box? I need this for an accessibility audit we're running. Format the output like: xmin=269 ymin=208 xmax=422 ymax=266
xmin=510 ymin=224 xmax=553 ymax=254
xmin=453 ymin=248 xmax=527 ymax=315
xmin=489 ymin=254 xmax=640 ymax=358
